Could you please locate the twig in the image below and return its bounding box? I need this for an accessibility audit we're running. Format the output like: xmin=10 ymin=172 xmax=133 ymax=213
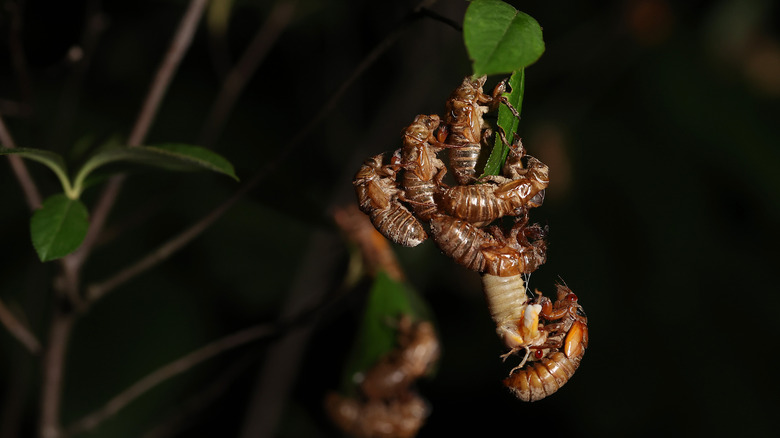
xmin=85 ymin=179 xmax=250 ymax=303
xmin=140 ymin=357 xmax=253 ymax=438
xmin=0 ymin=298 xmax=41 ymax=354
xmin=0 ymin=115 xmax=42 ymax=210
xmin=64 ymin=323 xmax=277 ymax=437
xmin=199 ymin=0 xmax=297 ymax=147
xmin=128 ymin=0 xmax=209 ymax=147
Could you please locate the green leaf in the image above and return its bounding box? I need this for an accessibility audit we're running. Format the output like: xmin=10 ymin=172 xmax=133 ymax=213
xmin=0 ymin=147 xmax=74 ymax=196
xmin=30 ymin=194 xmax=89 ymax=262
xmin=464 ymin=0 xmax=545 ymax=76
xmin=72 ymin=143 xmax=238 ymax=196
xmin=340 ymin=271 xmax=432 ymax=394
xmin=482 ymin=69 xmax=525 ymax=176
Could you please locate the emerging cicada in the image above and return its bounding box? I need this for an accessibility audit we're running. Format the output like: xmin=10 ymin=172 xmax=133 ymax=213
xmin=353 ymin=152 xmax=427 ymax=247
xmin=503 ymin=285 xmax=588 ymax=402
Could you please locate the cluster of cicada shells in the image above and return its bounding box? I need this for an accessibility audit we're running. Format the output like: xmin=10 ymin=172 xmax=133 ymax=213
xmin=326 ymin=317 xmax=440 ymax=438
xmin=353 ymin=76 xmax=589 ymax=402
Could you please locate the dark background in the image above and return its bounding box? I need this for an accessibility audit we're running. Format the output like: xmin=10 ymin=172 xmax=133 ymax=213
xmin=1 ymin=0 xmax=779 ymax=436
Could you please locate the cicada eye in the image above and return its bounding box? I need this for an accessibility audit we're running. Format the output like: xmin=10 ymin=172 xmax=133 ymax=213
xmin=566 ymin=293 xmax=578 ymax=302
xmin=534 ymin=349 xmax=544 ymax=359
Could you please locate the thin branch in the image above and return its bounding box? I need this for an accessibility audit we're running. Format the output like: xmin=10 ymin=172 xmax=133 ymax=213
xmin=140 ymin=358 xmax=253 ymax=438
xmin=200 ymin=0 xmax=297 ymax=147
xmin=0 ymin=115 xmax=42 ymax=210
xmin=128 ymin=0 xmax=209 ymax=147
xmin=0 ymin=298 xmax=41 ymax=354
xmin=85 ymin=180 xmax=250 ymax=303
xmin=64 ymin=323 xmax=277 ymax=437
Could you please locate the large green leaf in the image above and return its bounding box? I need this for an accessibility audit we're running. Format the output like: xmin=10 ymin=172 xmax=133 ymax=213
xmin=482 ymin=69 xmax=525 ymax=176
xmin=0 ymin=147 xmax=74 ymax=195
xmin=72 ymin=143 xmax=238 ymax=195
xmin=340 ymin=271 xmax=431 ymax=394
xmin=30 ymin=194 xmax=89 ymax=262
xmin=464 ymin=0 xmax=545 ymax=76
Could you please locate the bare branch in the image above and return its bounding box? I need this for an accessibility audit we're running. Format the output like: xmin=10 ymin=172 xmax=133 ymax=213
xmin=199 ymin=0 xmax=297 ymax=147
xmin=128 ymin=0 xmax=209 ymax=147
xmin=0 ymin=115 xmax=42 ymax=210
xmin=64 ymin=323 xmax=276 ymax=437
xmin=85 ymin=180 xmax=249 ymax=303
xmin=0 ymin=298 xmax=41 ymax=355
xmin=140 ymin=358 xmax=253 ymax=438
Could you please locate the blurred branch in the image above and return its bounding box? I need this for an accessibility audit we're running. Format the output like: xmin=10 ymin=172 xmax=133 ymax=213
xmin=63 ymin=322 xmax=278 ymax=437
xmin=0 ymin=298 xmax=40 ymax=355
xmin=50 ymin=0 xmax=108 ymax=150
xmin=85 ymin=180 xmax=250 ymax=303
xmin=199 ymin=0 xmax=297 ymax=147
xmin=140 ymin=358 xmax=253 ymax=438
xmin=332 ymin=204 xmax=405 ymax=282
xmin=0 ymin=115 xmax=42 ymax=210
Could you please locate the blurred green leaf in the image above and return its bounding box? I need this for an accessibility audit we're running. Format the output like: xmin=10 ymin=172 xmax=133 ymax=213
xmin=30 ymin=194 xmax=89 ymax=262
xmin=0 ymin=147 xmax=74 ymax=196
xmin=464 ymin=0 xmax=544 ymax=76
xmin=340 ymin=271 xmax=431 ymax=394
xmin=482 ymin=69 xmax=525 ymax=176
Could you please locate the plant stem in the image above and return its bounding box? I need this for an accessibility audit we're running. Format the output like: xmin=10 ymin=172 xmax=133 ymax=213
xmin=0 ymin=116 xmax=42 ymax=210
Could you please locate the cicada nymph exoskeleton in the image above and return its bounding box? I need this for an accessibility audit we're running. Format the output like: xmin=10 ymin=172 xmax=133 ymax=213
xmin=326 ymin=316 xmax=440 ymax=438
xmin=444 ymin=75 xmax=519 ymax=185
xmin=399 ymin=114 xmax=449 ymax=222
xmin=437 ymin=135 xmax=549 ymax=226
xmin=353 ymin=152 xmax=428 ymax=247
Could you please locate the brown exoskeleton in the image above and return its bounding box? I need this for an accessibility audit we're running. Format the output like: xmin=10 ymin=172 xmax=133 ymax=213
xmin=353 ymin=152 xmax=427 ymax=247
xmin=360 ymin=317 xmax=440 ymax=400
xmin=428 ymin=213 xmax=547 ymax=276
xmin=399 ymin=114 xmax=449 ymax=222
xmin=437 ymin=139 xmax=549 ymax=226
xmin=503 ymin=285 xmax=588 ymax=402
xmin=325 ymin=392 xmax=429 ymax=438
xmin=444 ymin=75 xmax=519 ymax=185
